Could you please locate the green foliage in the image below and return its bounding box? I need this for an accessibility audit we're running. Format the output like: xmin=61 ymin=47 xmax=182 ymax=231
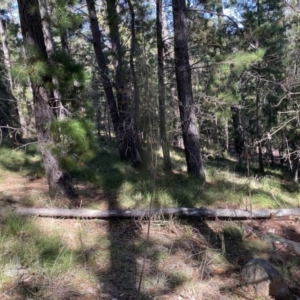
xmin=12 ymin=58 xmax=50 ymax=85
xmin=0 ymin=214 xmax=77 ymax=276
xmin=27 ymin=3 xmax=40 ymax=16
xmin=53 ymin=0 xmax=83 ymax=32
xmin=0 ymin=146 xmax=26 ymax=170
xmin=0 ymin=144 xmax=44 ymax=177
xmin=223 ymin=224 xmax=244 ymax=242
xmin=49 ymin=118 xmax=97 ymax=171
xmin=227 ymin=49 xmax=266 ymax=75
xmin=12 ymin=51 xmax=87 ymax=108
xmin=212 ymin=48 xmax=266 ymax=98
xmin=50 ymin=52 xmax=88 ymax=93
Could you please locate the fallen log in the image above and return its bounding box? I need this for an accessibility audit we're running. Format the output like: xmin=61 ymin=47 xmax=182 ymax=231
xmin=2 ymin=207 xmax=300 ymax=219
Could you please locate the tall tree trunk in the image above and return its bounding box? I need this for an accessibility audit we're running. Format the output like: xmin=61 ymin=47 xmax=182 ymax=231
xmin=256 ymin=0 xmax=264 ymax=173
xmin=17 ymin=0 xmax=77 ymax=199
xmin=225 ymin=118 xmax=229 ymax=152
xmin=256 ymin=90 xmax=264 ymax=173
xmin=289 ymin=137 xmax=299 ymax=182
xmin=172 ymin=0 xmax=205 ymax=180
xmin=127 ymin=0 xmax=144 ymax=162
xmin=156 ymin=0 xmax=172 ymax=171
xmin=105 ymin=0 xmax=122 ymax=90
xmin=0 ymin=16 xmax=13 ymax=91
xmin=86 ymin=0 xmax=137 ymax=162
xmin=0 ymin=88 xmax=11 ymax=138
xmin=0 ymin=15 xmax=26 ymax=140
xmin=39 ymin=0 xmax=68 ymax=119
xmin=231 ymin=105 xmax=245 ymax=161
xmin=106 ymin=0 xmax=137 ymax=162
xmin=91 ymin=70 xmax=101 ymax=137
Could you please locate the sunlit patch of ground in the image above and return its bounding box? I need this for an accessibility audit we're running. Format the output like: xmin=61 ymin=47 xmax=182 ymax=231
xmin=1 ymin=153 xmax=300 ymax=299
xmin=0 ymin=173 xmax=110 ymax=209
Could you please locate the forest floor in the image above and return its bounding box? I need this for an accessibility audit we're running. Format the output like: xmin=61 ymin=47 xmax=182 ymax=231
xmin=1 ymin=145 xmax=300 ymax=299
xmin=1 ymin=174 xmax=300 ymax=299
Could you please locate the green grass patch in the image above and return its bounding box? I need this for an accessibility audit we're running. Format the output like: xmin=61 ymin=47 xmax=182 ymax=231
xmin=0 ymin=214 xmax=77 ymax=276
xmin=6 ymin=142 xmax=300 ymax=299
xmin=1 ymin=140 xmax=300 ymax=210
xmin=223 ymin=224 xmax=244 ymax=242
xmin=0 ymin=144 xmax=44 ymax=178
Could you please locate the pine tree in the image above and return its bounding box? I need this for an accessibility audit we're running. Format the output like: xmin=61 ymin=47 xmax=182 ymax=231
xmin=86 ymin=0 xmax=140 ymax=163
xmin=17 ymin=0 xmax=77 ymax=199
xmin=0 ymin=11 xmax=24 ymax=142
xmin=156 ymin=0 xmax=172 ymax=171
xmin=172 ymin=0 xmax=205 ymax=180
xmin=105 ymin=0 xmax=138 ymax=162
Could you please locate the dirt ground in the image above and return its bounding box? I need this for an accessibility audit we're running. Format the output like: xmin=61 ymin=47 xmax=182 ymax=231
xmin=1 ymin=174 xmax=300 ymax=299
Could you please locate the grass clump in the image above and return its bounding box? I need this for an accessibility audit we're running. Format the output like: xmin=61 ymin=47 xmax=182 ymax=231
xmin=0 ymin=143 xmax=44 ymax=180
xmin=223 ymin=224 xmax=244 ymax=242
xmin=0 ymin=214 xmax=76 ymax=275
xmin=0 ymin=215 xmax=99 ymax=299
xmin=0 ymin=146 xmax=26 ymax=170
xmin=1 ymin=139 xmax=300 ymax=210
xmin=1 ymin=142 xmax=300 ymax=299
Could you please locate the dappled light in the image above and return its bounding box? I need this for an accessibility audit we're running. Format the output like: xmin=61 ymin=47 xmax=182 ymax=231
xmin=1 ymin=142 xmax=300 ymax=298
xmin=2 ymin=0 xmax=300 ymax=298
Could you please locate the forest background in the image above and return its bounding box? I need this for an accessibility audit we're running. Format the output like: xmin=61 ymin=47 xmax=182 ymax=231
xmin=2 ymin=0 xmax=300 ymax=194
xmin=1 ymin=0 xmax=300 ymax=299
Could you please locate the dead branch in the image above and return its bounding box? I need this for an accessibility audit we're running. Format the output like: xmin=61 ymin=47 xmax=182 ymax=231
xmin=2 ymin=207 xmax=300 ymax=219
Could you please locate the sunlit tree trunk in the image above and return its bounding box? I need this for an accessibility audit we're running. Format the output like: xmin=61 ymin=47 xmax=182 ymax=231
xmin=0 ymin=14 xmax=26 ymax=139
xmin=256 ymin=0 xmax=264 ymax=173
xmin=0 ymin=15 xmax=13 ymax=139
xmin=0 ymin=16 xmax=13 ymax=90
xmin=156 ymin=0 xmax=172 ymax=171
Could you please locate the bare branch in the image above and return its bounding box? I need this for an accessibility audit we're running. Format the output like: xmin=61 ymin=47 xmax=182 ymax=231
xmin=3 ymin=206 xmax=300 ymax=220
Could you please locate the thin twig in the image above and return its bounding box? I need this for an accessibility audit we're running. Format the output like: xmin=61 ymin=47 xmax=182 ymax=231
xmin=137 ymin=123 xmax=158 ymax=299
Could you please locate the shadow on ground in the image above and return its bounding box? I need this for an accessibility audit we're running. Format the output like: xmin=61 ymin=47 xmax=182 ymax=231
xmin=1 ymin=142 xmax=300 ymax=299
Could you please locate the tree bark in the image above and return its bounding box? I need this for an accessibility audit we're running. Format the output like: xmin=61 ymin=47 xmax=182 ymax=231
xmin=231 ymin=105 xmax=245 ymax=162
xmin=17 ymin=0 xmax=77 ymax=199
xmin=256 ymin=89 xmax=264 ymax=173
xmin=256 ymin=0 xmax=264 ymax=174
xmin=0 ymin=16 xmax=13 ymax=91
xmin=39 ymin=0 xmax=68 ymax=119
xmin=172 ymin=0 xmax=205 ymax=180
xmin=91 ymin=70 xmax=102 ymax=137
xmin=86 ymin=0 xmax=120 ymax=147
xmin=127 ymin=0 xmax=144 ymax=162
xmin=0 ymin=15 xmax=26 ymax=139
xmin=106 ymin=0 xmax=137 ymax=162
xmin=6 ymin=206 xmax=300 ymax=220
xmin=86 ymin=0 xmax=136 ymax=162
xmin=157 ymin=0 xmax=172 ymax=171
xmin=289 ymin=137 xmax=300 ymax=182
